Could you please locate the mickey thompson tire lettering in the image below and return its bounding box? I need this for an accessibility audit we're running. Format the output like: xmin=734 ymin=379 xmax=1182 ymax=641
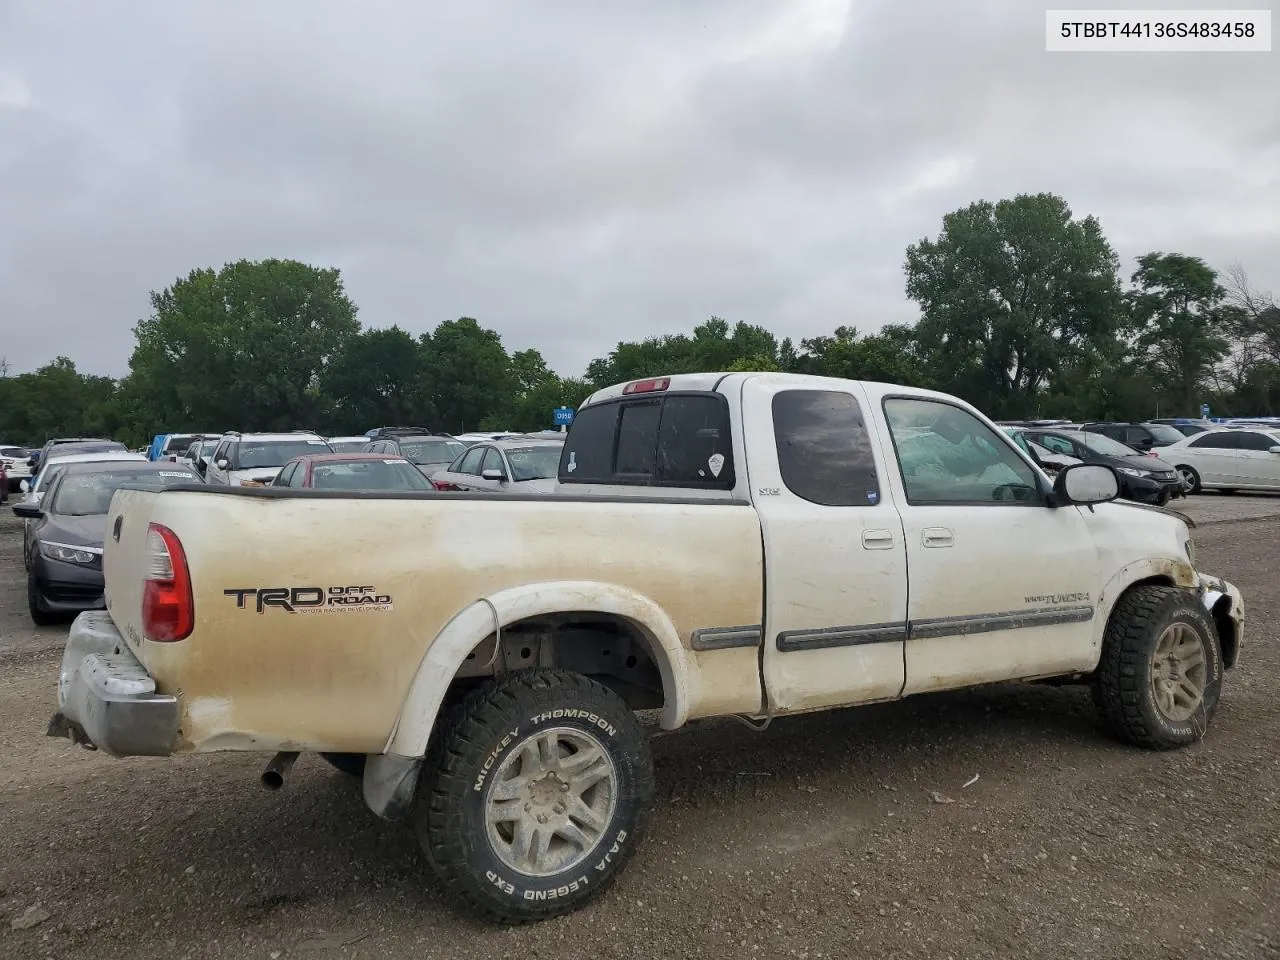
xmin=414 ymin=668 xmax=654 ymax=924
xmin=1093 ymin=585 xmax=1223 ymax=750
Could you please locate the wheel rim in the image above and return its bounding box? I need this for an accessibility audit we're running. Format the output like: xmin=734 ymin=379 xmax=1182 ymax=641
xmin=1149 ymin=623 xmax=1208 ymax=723
xmin=1177 ymin=466 xmax=1196 ymax=490
xmin=484 ymin=726 xmax=618 ymax=877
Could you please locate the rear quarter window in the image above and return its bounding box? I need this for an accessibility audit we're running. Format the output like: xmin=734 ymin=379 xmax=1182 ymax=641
xmin=559 ymin=392 xmax=735 ymax=488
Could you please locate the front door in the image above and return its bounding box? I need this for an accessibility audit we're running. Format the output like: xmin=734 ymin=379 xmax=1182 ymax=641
xmin=875 ymin=395 xmax=1102 ymax=696
xmin=742 ymin=377 xmax=908 ymax=714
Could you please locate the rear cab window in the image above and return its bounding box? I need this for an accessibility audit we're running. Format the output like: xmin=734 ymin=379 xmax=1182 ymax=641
xmin=559 ymin=392 xmax=736 ymax=489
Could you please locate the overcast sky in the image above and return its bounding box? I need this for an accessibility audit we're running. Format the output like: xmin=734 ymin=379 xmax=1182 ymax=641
xmin=1 ymin=0 xmax=1277 ymax=379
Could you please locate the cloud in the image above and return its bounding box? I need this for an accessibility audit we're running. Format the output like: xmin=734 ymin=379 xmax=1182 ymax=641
xmin=0 ymin=0 xmax=1277 ymax=379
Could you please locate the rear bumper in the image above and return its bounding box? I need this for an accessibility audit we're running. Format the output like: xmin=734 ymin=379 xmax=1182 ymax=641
xmin=47 ymin=611 xmax=178 ymax=757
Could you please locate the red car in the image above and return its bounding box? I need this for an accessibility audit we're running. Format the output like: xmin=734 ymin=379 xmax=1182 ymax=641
xmin=268 ymin=452 xmax=435 ymax=491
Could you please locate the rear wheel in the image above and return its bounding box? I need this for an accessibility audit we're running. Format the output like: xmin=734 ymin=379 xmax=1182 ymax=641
xmin=414 ymin=669 xmax=654 ymax=923
xmin=1094 ymin=585 xmax=1222 ymax=749
xmin=1176 ymin=465 xmax=1200 ymax=494
xmin=27 ymin=574 xmax=57 ymax=627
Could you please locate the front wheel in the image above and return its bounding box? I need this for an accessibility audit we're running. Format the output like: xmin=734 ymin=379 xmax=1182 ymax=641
xmin=27 ymin=574 xmax=58 ymax=627
xmin=414 ymin=669 xmax=654 ymax=923
xmin=1094 ymin=585 xmax=1223 ymax=750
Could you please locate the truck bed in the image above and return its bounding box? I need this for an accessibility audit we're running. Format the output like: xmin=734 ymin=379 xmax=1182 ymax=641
xmin=102 ymin=484 xmax=765 ymax=753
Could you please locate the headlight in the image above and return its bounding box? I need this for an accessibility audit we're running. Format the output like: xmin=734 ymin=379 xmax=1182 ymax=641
xmin=39 ymin=541 xmax=101 ymax=565
xmin=1117 ymin=467 xmax=1148 ymax=477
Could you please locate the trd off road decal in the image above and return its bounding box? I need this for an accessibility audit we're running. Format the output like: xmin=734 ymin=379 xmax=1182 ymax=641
xmin=223 ymin=585 xmax=394 ymax=614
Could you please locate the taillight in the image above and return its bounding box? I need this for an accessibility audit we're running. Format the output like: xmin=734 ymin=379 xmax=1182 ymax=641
xmin=432 ymin=480 xmax=457 ymax=491
xmin=142 ymin=522 xmax=193 ymax=642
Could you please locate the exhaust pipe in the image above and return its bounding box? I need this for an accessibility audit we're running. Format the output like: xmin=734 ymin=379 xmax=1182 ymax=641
xmin=260 ymin=751 xmax=300 ymax=791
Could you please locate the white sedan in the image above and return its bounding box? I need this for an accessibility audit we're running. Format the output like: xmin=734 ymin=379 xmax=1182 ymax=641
xmin=1158 ymin=427 xmax=1280 ymax=494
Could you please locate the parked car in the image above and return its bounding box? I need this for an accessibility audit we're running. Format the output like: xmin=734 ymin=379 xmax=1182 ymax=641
xmin=1158 ymin=427 xmax=1280 ymax=494
xmin=204 ymin=432 xmax=334 ymax=486
xmin=1020 ymin=429 xmax=1184 ymax=505
xmin=13 ymin=459 xmax=203 ymax=625
xmin=271 ymin=453 xmax=435 ymax=491
xmin=50 ymin=372 xmax=1243 ymax=923
xmin=149 ymin=433 xmax=219 ymax=463
xmin=324 ymin=436 xmax=374 ymax=453
xmin=18 ymin=451 xmax=149 ymax=505
xmin=362 ymin=433 xmax=470 ymax=476
xmin=0 ymin=444 xmax=32 ymax=492
xmin=1079 ymin=422 xmax=1186 ymax=452
xmin=180 ymin=438 xmax=221 ymax=477
xmin=430 ymin=436 xmax=566 ymax=492
xmin=29 ymin=437 xmax=128 ymax=469
xmin=1001 ymin=427 xmax=1081 ymax=475
xmin=1148 ymin=418 xmax=1217 ymax=436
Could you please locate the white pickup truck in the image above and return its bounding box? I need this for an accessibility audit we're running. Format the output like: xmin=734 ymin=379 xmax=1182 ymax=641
xmin=48 ymin=373 xmax=1244 ymax=923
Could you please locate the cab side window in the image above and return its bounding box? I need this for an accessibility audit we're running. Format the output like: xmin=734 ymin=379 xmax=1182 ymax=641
xmin=1190 ymin=432 xmax=1238 ymax=449
xmin=771 ymin=389 xmax=880 ymax=506
xmin=274 ymin=462 xmax=298 ymax=487
xmin=884 ymin=398 xmax=1039 ymax=504
xmin=481 ymin=447 xmax=507 ymax=478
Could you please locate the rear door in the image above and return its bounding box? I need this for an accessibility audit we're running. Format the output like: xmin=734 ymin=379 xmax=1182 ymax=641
xmin=743 ymin=377 xmax=908 ymax=713
xmin=1231 ymin=431 xmax=1280 ymax=487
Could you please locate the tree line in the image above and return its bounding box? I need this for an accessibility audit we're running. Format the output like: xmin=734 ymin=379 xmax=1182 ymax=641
xmin=2 ymin=191 xmax=1277 ymax=448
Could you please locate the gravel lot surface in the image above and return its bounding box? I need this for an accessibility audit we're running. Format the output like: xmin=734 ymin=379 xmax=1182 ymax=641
xmin=1 ymin=494 xmax=1277 ymax=959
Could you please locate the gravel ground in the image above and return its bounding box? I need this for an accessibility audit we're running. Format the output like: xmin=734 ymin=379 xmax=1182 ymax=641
xmin=1 ymin=495 xmax=1278 ymax=959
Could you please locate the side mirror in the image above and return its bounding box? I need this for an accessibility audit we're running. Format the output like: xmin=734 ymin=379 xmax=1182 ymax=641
xmin=11 ymin=501 xmax=42 ymax=519
xmin=481 ymin=468 xmax=507 ymax=482
xmin=1269 ymin=446 xmax=1280 ymax=454
xmin=19 ymin=479 xmax=29 ymax=493
xmin=1053 ymin=463 xmax=1119 ymax=507
xmin=215 ymin=459 xmax=229 ymax=470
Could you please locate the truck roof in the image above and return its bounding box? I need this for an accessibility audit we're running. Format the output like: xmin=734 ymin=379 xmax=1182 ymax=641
xmin=581 ymin=372 xmax=955 ymax=408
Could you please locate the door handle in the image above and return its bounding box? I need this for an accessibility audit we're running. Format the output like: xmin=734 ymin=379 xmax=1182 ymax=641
xmin=922 ymin=527 xmax=953 ymax=548
xmin=862 ymin=529 xmax=895 ymax=550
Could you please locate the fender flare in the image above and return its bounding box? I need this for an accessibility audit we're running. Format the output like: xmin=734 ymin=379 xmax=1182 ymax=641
xmin=382 ymin=579 xmax=694 ymax=760
xmin=1092 ymin=555 xmax=1199 ymax=645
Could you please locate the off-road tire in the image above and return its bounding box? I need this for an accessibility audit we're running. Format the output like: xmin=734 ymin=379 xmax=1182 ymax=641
xmin=27 ymin=574 xmax=57 ymax=627
xmin=319 ymin=753 xmax=366 ymax=777
xmin=1094 ymin=585 xmax=1222 ymax=750
xmin=414 ymin=668 xmax=654 ymax=923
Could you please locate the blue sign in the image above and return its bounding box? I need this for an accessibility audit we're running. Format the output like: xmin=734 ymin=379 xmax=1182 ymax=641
xmin=553 ymin=406 xmax=575 ymax=426
xmin=1200 ymin=403 xmax=1211 ymax=419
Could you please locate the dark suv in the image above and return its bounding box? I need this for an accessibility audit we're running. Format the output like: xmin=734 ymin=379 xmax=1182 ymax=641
xmin=1079 ymin=421 xmax=1186 ymax=453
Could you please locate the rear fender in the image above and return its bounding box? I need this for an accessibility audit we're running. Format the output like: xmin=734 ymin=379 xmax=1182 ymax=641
xmin=383 ymin=579 xmax=692 ymax=760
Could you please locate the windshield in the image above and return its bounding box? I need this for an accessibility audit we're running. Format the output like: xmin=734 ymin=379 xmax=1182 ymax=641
xmin=49 ymin=469 xmax=201 ymax=516
xmin=1076 ymin=431 xmax=1143 ymax=458
xmin=506 ymin=446 xmax=564 ymax=481
xmin=310 ymin=458 xmax=432 ymax=491
xmin=237 ymin=439 xmax=331 ymax=468
xmin=1145 ymin=423 xmax=1186 ymax=444
xmin=400 ymin=438 xmax=468 ymax=466
xmin=327 ymin=439 xmax=369 ymax=453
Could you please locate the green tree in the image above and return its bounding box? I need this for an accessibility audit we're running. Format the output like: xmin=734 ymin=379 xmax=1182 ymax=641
xmin=126 ymin=259 xmax=361 ymax=432
xmin=793 ymin=324 xmax=927 ymax=385
xmin=905 ymin=193 xmax=1124 ymax=416
xmin=1128 ymin=252 xmax=1234 ymax=414
xmin=0 ymin=357 xmax=123 ymax=446
xmin=320 ymin=326 xmax=430 ymax=432
xmin=422 ymin=318 xmax=513 ymax=432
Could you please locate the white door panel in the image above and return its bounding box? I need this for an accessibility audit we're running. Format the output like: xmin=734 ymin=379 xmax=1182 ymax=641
xmin=873 ymin=393 xmax=1101 ymax=696
xmin=742 ymin=377 xmax=908 ymax=713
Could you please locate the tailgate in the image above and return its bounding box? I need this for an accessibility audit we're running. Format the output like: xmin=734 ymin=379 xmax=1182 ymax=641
xmin=102 ymin=487 xmax=165 ymax=656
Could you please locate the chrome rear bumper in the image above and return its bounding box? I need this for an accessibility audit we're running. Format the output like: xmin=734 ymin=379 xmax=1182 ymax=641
xmin=47 ymin=611 xmax=178 ymax=757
